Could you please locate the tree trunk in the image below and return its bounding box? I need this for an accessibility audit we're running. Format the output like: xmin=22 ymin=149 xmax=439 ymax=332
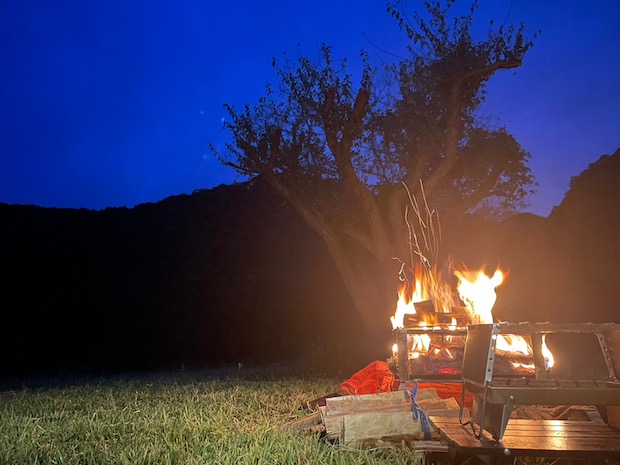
xmin=321 ymin=231 xmax=402 ymax=357
xmin=264 ymin=175 xmax=400 ymax=338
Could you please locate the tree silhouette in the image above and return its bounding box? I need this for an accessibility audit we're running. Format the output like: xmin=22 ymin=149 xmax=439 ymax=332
xmin=212 ymin=0 xmax=538 ymax=343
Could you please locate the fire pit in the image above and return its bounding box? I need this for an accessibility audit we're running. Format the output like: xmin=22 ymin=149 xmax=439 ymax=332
xmin=385 ymin=254 xmax=620 ymax=459
xmin=393 ymin=315 xmax=467 ymax=381
xmin=389 ymin=268 xmax=533 ymax=384
xmin=459 ymin=322 xmax=620 ymax=440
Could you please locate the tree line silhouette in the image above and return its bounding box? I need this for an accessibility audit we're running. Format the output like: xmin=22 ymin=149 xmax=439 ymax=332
xmin=1 ymin=149 xmax=618 ymax=380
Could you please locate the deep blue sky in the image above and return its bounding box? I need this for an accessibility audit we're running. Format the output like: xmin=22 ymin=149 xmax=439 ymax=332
xmin=1 ymin=1 xmax=618 ymax=216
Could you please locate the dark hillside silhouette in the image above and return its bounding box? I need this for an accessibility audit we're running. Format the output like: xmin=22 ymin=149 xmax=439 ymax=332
xmin=1 ymin=149 xmax=619 ymax=379
xmin=441 ymin=149 xmax=620 ymax=327
xmin=547 ymin=148 xmax=620 ymax=323
xmin=440 ymin=212 xmax=557 ymax=323
xmin=0 ymin=181 xmax=362 ymax=379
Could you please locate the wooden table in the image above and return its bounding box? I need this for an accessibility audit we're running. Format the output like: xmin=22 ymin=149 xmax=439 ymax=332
xmin=428 ymin=416 xmax=620 ymax=464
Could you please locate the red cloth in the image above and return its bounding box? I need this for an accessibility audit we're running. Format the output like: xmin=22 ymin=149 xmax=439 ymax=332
xmin=339 ymin=361 xmax=398 ymax=395
xmin=338 ymin=362 xmax=474 ymax=411
xmin=417 ymin=382 xmax=474 ymax=410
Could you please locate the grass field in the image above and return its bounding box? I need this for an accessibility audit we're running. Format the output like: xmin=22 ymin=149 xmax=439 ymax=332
xmin=0 ymin=369 xmax=425 ymax=465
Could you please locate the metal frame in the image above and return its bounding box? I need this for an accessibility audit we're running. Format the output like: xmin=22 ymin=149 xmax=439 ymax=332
xmin=458 ymin=323 xmax=499 ymax=439
xmin=394 ymin=327 xmax=468 ymax=382
xmin=458 ymin=322 xmax=620 ymax=441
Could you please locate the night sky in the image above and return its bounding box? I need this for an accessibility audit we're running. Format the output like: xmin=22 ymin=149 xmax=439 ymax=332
xmin=1 ymin=0 xmax=618 ymax=216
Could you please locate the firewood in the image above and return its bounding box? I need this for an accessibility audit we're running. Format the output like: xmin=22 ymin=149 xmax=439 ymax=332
xmin=343 ymin=409 xmax=434 ymax=446
xmin=281 ymin=411 xmax=323 ymax=433
xmin=321 ymin=388 xmax=464 ymax=447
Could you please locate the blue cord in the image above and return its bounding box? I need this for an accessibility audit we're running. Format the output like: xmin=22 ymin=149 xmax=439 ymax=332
xmin=408 ymin=381 xmax=431 ymax=440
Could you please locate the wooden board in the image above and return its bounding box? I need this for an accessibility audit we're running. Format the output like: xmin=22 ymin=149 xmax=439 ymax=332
xmin=428 ymin=416 xmax=620 ymax=460
xmin=325 ymin=388 xmax=438 ymax=416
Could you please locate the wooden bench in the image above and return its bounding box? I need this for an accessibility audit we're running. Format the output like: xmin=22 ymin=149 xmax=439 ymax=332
xmin=458 ymin=322 xmax=620 ymax=440
xmin=429 ymin=415 xmax=620 ymax=465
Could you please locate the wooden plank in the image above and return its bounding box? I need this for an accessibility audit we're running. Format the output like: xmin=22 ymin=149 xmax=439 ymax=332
xmin=438 ymin=427 xmax=620 ymax=450
xmin=325 ymin=388 xmax=438 ymax=416
xmin=431 ymin=419 xmax=620 ymax=438
xmin=410 ymin=440 xmax=449 ymax=452
xmin=428 ymin=416 xmax=620 ymax=459
xmin=497 ymin=418 xmax=617 ymax=427
xmin=417 ymin=396 xmax=460 ymax=413
xmin=503 ymin=427 xmax=619 ymax=438
xmin=432 ymin=417 xmax=620 ymax=429
xmin=352 ymin=437 xmax=448 ymax=455
xmin=440 ymin=434 xmax=620 ymax=457
xmin=429 ymin=416 xmax=620 ymax=435
xmin=457 ymin=436 xmax=620 ymax=454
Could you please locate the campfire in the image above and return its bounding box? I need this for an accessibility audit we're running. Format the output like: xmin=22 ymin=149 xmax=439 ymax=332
xmin=390 ymin=265 xmax=553 ymax=382
xmin=299 ymin=186 xmax=620 ymax=459
xmin=386 ymin=183 xmax=615 ymax=399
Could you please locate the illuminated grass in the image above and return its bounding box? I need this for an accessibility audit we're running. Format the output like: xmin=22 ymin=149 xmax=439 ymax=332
xmin=0 ymin=373 xmax=424 ymax=465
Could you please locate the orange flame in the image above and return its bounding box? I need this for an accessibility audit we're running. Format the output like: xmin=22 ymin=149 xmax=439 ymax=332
xmin=390 ymin=266 xmax=454 ymax=329
xmin=454 ymin=267 xmax=532 ymax=355
xmin=390 ymin=284 xmax=420 ymax=330
xmin=541 ymin=334 xmax=555 ymax=369
xmin=496 ymin=333 xmax=531 ymax=355
xmin=412 ymin=323 xmax=432 ymax=353
xmin=391 ymin=265 xmax=506 ymax=329
xmin=391 ymin=265 xmax=541 ymax=359
xmin=454 ymin=268 xmax=504 ymax=324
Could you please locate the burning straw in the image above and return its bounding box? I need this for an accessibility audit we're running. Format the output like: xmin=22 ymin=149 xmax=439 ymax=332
xmin=391 ymin=180 xmax=455 ymax=327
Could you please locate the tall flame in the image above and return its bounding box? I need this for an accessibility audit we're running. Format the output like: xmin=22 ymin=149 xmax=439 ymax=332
xmin=390 ymin=266 xmax=454 ymax=329
xmin=392 ymin=266 xmax=534 ymax=356
xmin=454 ymin=268 xmax=504 ymax=324
xmin=390 ymin=284 xmax=421 ymax=330
xmin=392 ymin=266 xmax=506 ymax=328
xmin=455 ymin=267 xmax=531 ymax=355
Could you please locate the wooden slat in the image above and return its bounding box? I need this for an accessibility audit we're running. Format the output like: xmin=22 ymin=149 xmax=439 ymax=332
xmin=437 ymin=422 xmax=616 ymax=436
xmin=431 ymin=418 xmax=620 ymax=437
xmin=428 ymin=416 xmax=620 ymax=459
xmin=343 ymin=410 xmax=425 ymax=446
xmin=437 ymin=426 xmax=619 ymax=439
xmin=442 ymin=434 xmax=620 ymax=455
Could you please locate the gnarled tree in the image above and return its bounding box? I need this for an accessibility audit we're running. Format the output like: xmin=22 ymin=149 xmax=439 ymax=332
xmin=211 ymin=0 xmax=537 ymax=345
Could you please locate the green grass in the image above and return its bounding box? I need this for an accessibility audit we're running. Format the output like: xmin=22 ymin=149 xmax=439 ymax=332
xmin=0 ymin=371 xmax=425 ymax=465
